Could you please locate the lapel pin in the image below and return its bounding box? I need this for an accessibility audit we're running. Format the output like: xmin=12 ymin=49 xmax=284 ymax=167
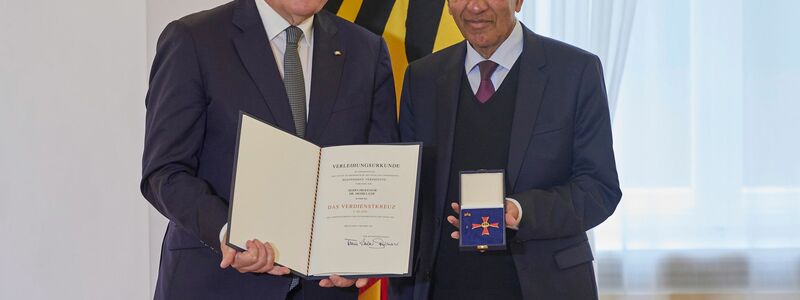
xmin=334 ymin=50 xmax=343 ymax=56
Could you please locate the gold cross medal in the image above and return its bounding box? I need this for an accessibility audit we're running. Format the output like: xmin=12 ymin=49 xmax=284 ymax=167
xmin=459 ymin=170 xmax=507 ymax=252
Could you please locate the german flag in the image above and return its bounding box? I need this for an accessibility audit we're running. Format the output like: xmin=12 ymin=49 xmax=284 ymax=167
xmin=325 ymin=0 xmax=463 ymax=111
xmin=324 ymin=2 xmax=463 ymax=299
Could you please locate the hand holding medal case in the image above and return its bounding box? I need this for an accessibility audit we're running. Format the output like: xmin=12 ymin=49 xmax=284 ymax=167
xmin=459 ymin=170 xmax=506 ymax=252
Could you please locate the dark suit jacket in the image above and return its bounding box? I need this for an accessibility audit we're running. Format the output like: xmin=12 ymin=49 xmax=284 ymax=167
xmin=389 ymin=25 xmax=621 ymax=300
xmin=140 ymin=1 xmax=398 ymax=299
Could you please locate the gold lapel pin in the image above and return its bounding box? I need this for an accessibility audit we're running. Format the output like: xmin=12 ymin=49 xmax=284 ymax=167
xmin=334 ymin=50 xmax=343 ymax=56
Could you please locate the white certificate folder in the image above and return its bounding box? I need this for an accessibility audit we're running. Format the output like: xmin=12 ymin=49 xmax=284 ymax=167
xmin=226 ymin=112 xmax=421 ymax=279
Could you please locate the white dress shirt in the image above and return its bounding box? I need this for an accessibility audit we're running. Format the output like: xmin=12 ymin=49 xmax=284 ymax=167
xmin=255 ymin=0 xmax=314 ymax=116
xmin=463 ymin=20 xmax=525 ymax=228
xmin=464 ymin=20 xmax=523 ymax=95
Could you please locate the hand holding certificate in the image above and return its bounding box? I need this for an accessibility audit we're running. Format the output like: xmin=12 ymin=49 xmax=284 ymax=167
xmin=225 ymin=113 xmax=421 ymax=278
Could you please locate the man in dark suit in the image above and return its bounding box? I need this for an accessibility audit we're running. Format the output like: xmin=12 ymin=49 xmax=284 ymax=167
xmin=140 ymin=0 xmax=398 ymax=299
xmin=389 ymin=0 xmax=621 ymax=299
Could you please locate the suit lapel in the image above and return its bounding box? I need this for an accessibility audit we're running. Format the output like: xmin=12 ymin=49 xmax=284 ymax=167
xmin=305 ymin=11 xmax=344 ymax=142
xmin=434 ymin=42 xmax=467 ymax=219
xmin=232 ymin=0 xmax=295 ymax=132
xmin=507 ymin=27 xmax=549 ymax=192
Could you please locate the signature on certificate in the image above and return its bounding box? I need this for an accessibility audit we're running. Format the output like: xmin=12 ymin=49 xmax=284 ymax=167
xmin=345 ymin=237 xmax=399 ymax=249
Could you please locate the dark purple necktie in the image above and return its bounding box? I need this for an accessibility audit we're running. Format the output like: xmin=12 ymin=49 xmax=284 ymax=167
xmin=475 ymin=60 xmax=499 ymax=103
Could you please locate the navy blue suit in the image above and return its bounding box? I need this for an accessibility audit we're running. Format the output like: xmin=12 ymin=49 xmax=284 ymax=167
xmin=389 ymin=25 xmax=621 ymax=300
xmin=140 ymin=0 xmax=398 ymax=299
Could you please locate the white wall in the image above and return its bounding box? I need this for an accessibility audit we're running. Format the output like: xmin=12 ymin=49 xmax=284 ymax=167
xmin=0 ymin=0 xmax=231 ymax=299
xmin=0 ymin=0 xmax=149 ymax=299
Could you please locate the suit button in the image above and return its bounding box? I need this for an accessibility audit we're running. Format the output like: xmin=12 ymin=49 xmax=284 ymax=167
xmin=434 ymin=217 xmax=440 ymax=224
xmin=425 ymin=271 xmax=432 ymax=280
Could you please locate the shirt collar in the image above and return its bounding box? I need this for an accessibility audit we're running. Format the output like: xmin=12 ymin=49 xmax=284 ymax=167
xmin=255 ymin=0 xmax=314 ymax=44
xmin=465 ymin=20 xmax=523 ymax=73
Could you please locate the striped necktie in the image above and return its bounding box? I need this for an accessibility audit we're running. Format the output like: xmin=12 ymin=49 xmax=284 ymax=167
xmin=283 ymin=26 xmax=307 ymax=137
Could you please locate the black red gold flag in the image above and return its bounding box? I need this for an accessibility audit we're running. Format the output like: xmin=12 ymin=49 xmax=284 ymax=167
xmin=325 ymin=0 xmax=463 ymax=112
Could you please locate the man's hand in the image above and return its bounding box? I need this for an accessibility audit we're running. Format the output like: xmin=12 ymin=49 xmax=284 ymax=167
xmin=220 ymin=234 xmax=290 ymax=275
xmin=319 ymin=274 xmax=369 ymax=288
xmin=447 ymin=201 xmax=520 ymax=240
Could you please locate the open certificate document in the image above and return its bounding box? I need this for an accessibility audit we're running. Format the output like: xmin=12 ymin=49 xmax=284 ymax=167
xmin=226 ymin=113 xmax=421 ymax=278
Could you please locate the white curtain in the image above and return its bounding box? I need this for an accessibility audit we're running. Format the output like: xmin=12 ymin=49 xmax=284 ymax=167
xmin=521 ymin=0 xmax=800 ymax=298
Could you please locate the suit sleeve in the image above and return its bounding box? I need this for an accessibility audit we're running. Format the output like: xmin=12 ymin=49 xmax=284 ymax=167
xmin=398 ymin=68 xmax=415 ymax=143
xmin=368 ymin=38 xmax=400 ymax=143
xmin=512 ymin=56 xmax=622 ymax=241
xmin=140 ymin=20 xmax=228 ymax=252
xmin=398 ymin=67 xmax=426 ymax=270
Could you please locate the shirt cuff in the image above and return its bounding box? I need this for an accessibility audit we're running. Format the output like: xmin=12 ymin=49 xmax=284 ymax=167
xmin=505 ymin=197 xmax=523 ymax=230
xmin=219 ymin=223 xmax=228 ymax=243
